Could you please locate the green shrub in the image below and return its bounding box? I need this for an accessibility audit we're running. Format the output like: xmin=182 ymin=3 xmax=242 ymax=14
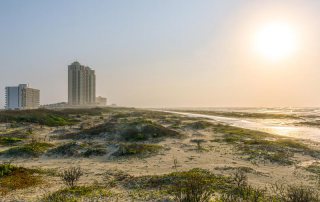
xmin=0 ymin=164 xmax=43 ymax=195
xmin=220 ymin=169 xmax=267 ymax=201
xmin=42 ymin=186 xmax=112 ymax=202
xmin=0 ymin=109 xmax=78 ymax=126
xmin=0 ymin=163 xmax=16 ymax=177
xmin=47 ymin=142 xmax=107 ymax=157
xmin=60 ymin=167 xmax=83 ymax=188
xmin=212 ymin=124 xmax=320 ymax=165
xmin=120 ymin=120 xmax=181 ymax=141
xmin=123 ymin=168 xmax=228 ymax=193
xmin=47 ymin=142 xmax=84 ymax=157
xmin=270 ymin=183 xmax=320 ymax=202
xmin=83 ymin=148 xmax=107 ymax=157
xmin=186 ymin=121 xmax=212 ymax=129
xmin=190 ymin=139 xmax=207 ymax=151
xmin=59 ymin=117 xmax=182 ymax=142
xmin=167 ymin=168 xmax=218 ymax=202
xmin=57 ymin=121 xmax=117 ymax=140
xmin=306 ymin=162 xmax=320 ymax=174
xmin=0 ymin=137 xmax=23 ymax=146
xmin=114 ymin=143 xmax=163 ymax=157
xmin=0 ymin=142 xmax=53 ymax=157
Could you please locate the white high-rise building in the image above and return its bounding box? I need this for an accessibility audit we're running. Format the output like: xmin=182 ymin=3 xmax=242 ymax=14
xmin=68 ymin=61 xmax=96 ymax=106
xmin=5 ymin=84 xmax=40 ymax=110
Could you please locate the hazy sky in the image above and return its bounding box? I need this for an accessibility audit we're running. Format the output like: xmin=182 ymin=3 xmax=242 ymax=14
xmin=1 ymin=0 xmax=320 ymax=108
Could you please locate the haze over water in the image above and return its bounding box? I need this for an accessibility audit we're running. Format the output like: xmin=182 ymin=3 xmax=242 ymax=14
xmin=167 ymin=108 xmax=320 ymax=142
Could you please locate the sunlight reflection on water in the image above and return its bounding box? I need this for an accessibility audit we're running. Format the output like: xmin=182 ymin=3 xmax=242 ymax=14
xmin=163 ymin=110 xmax=320 ymax=142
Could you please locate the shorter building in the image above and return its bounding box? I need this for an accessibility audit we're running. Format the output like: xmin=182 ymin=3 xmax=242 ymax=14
xmin=41 ymin=102 xmax=68 ymax=109
xmin=95 ymin=96 xmax=107 ymax=106
xmin=5 ymin=84 xmax=40 ymax=110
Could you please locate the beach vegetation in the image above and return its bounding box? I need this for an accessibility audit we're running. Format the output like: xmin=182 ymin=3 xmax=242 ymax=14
xmin=0 ymin=163 xmax=43 ymax=195
xmin=113 ymin=143 xmax=163 ymax=157
xmin=60 ymin=167 xmax=83 ymax=188
xmin=0 ymin=141 xmax=53 ymax=157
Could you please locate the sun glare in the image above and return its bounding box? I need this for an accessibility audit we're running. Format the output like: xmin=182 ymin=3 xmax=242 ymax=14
xmin=254 ymin=22 xmax=298 ymax=62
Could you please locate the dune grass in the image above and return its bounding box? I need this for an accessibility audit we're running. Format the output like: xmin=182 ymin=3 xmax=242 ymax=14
xmin=59 ymin=117 xmax=182 ymax=142
xmin=114 ymin=143 xmax=163 ymax=157
xmin=42 ymin=186 xmax=113 ymax=202
xmin=0 ymin=142 xmax=53 ymax=158
xmin=0 ymin=109 xmax=76 ymax=126
xmin=47 ymin=142 xmax=107 ymax=157
xmin=0 ymin=163 xmax=43 ymax=195
xmin=212 ymin=123 xmax=320 ymax=165
xmin=0 ymin=137 xmax=23 ymax=146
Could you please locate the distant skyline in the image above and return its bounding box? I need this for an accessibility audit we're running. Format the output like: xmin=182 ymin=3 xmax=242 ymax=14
xmin=1 ymin=0 xmax=320 ymax=108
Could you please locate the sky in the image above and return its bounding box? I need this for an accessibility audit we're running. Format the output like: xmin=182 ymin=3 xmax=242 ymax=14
xmin=1 ymin=0 xmax=320 ymax=108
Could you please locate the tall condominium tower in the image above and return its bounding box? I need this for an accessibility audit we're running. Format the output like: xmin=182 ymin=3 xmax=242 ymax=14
xmin=68 ymin=61 xmax=96 ymax=106
xmin=5 ymin=84 xmax=40 ymax=110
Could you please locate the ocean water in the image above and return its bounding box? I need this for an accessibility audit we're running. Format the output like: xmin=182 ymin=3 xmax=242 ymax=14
xmin=166 ymin=108 xmax=320 ymax=142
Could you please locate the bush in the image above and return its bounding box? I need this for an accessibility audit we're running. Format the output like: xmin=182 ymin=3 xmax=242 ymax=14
xmin=167 ymin=169 xmax=218 ymax=202
xmin=220 ymin=169 xmax=266 ymax=201
xmin=0 ymin=163 xmax=16 ymax=177
xmin=57 ymin=121 xmax=117 ymax=140
xmin=0 ymin=137 xmax=23 ymax=146
xmin=118 ymin=168 xmax=228 ymax=201
xmin=42 ymin=186 xmax=112 ymax=202
xmin=187 ymin=121 xmax=212 ymax=129
xmin=47 ymin=142 xmax=84 ymax=157
xmin=83 ymin=148 xmax=107 ymax=157
xmin=0 ymin=163 xmax=43 ymax=195
xmin=212 ymin=124 xmax=320 ymax=165
xmin=120 ymin=120 xmax=182 ymax=141
xmin=0 ymin=142 xmax=53 ymax=157
xmin=60 ymin=167 xmax=83 ymax=188
xmin=47 ymin=142 xmax=107 ymax=157
xmin=285 ymin=186 xmax=319 ymax=202
xmin=113 ymin=143 xmax=163 ymax=157
xmin=190 ymin=139 xmax=207 ymax=151
xmin=270 ymin=183 xmax=320 ymax=202
xmin=0 ymin=109 xmax=77 ymax=126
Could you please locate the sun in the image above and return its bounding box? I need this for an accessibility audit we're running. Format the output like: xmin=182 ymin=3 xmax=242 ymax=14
xmin=254 ymin=22 xmax=298 ymax=62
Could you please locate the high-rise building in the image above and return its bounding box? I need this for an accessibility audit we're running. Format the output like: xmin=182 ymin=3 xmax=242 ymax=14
xmin=5 ymin=84 xmax=40 ymax=110
xmin=68 ymin=61 xmax=96 ymax=105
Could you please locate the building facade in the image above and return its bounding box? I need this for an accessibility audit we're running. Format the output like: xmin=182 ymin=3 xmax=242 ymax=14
xmin=5 ymin=84 xmax=40 ymax=110
xmin=68 ymin=61 xmax=96 ymax=106
xmin=96 ymin=96 xmax=107 ymax=106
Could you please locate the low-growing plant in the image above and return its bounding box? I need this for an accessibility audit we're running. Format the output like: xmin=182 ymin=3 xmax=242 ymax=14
xmin=270 ymin=182 xmax=320 ymax=202
xmin=0 ymin=109 xmax=77 ymax=126
xmin=47 ymin=142 xmax=107 ymax=157
xmin=0 ymin=162 xmax=16 ymax=177
xmin=117 ymin=169 xmax=228 ymax=201
xmin=0 ymin=163 xmax=43 ymax=195
xmin=173 ymin=157 xmax=179 ymax=171
xmin=167 ymin=169 xmax=219 ymax=202
xmin=190 ymin=139 xmax=207 ymax=151
xmin=220 ymin=169 xmax=267 ymax=201
xmin=41 ymin=185 xmax=112 ymax=202
xmin=0 ymin=141 xmax=53 ymax=157
xmin=212 ymin=123 xmax=320 ymax=165
xmin=0 ymin=137 xmax=23 ymax=146
xmin=60 ymin=167 xmax=83 ymax=188
xmin=114 ymin=143 xmax=163 ymax=157
xmin=186 ymin=121 xmax=212 ymax=129
xmin=120 ymin=120 xmax=182 ymax=141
